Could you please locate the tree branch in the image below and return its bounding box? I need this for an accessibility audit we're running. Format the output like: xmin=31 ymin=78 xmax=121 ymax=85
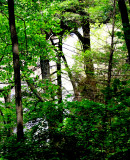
xmin=26 ymin=79 xmax=47 ymax=102
xmin=71 ymin=30 xmax=84 ymax=43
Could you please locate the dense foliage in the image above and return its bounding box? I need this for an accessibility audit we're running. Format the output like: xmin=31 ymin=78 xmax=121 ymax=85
xmin=0 ymin=0 xmax=129 ymax=159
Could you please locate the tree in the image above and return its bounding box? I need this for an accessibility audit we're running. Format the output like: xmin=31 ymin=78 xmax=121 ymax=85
xmin=118 ymin=0 xmax=130 ymax=63
xmin=60 ymin=1 xmax=97 ymax=100
xmin=0 ymin=0 xmax=129 ymax=159
xmin=108 ymin=0 xmax=116 ymax=86
xmin=8 ymin=0 xmax=24 ymax=141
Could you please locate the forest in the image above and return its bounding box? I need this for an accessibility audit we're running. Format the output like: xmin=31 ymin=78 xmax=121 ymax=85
xmin=0 ymin=0 xmax=129 ymax=159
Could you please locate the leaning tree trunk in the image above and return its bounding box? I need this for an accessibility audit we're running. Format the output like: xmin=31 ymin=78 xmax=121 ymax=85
xmin=118 ymin=0 xmax=130 ymax=63
xmin=8 ymin=0 xmax=24 ymax=141
xmin=61 ymin=53 xmax=78 ymax=98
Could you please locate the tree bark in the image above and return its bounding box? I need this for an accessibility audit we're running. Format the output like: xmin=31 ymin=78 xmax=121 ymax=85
xmin=40 ymin=56 xmax=50 ymax=80
xmin=61 ymin=54 xmax=77 ymax=96
xmin=50 ymin=34 xmax=79 ymax=100
xmin=74 ymin=17 xmax=96 ymax=101
xmin=57 ymin=36 xmax=62 ymax=104
xmin=4 ymin=92 xmax=12 ymax=137
xmin=40 ymin=33 xmax=50 ymax=81
xmin=8 ymin=0 xmax=24 ymax=141
xmin=118 ymin=0 xmax=130 ymax=63
xmin=128 ymin=0 xmax=130 ymax=6
xmin=82 ymin=17 xmax=94 ymax=76
xmin=108 ymin=0 xmax=116 ymax=87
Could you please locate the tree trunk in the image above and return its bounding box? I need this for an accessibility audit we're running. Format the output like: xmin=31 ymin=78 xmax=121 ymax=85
xmin=57 ymin=36 xmax=62 ymax=104
xmin=81 ymin=17 xmax=96 ymax=101
xmin=82 ymin=17 xmax=94 ymax=76
xmin=118 ymin=0 xmax=130 ymax=63
xmin=61 ymin=54 xmax=78 ymax=97
xmin=8 ymin=0 xmax=24 ymax=141
xmin=4 ymin=92 xmax=12 ymax=137
xmin=108 ymin=0 xmax=116 ymax=87
xmin=40 ymin=31 xmax=50 ymax=81
xmin=128 ymin=0 xmax=130 ymax=7
xmin=40 ymin=56 xmax=50 ymax=80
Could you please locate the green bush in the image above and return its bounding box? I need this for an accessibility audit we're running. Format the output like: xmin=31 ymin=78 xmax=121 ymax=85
xmin=0 ymin=80 xmax=129 ymax=159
